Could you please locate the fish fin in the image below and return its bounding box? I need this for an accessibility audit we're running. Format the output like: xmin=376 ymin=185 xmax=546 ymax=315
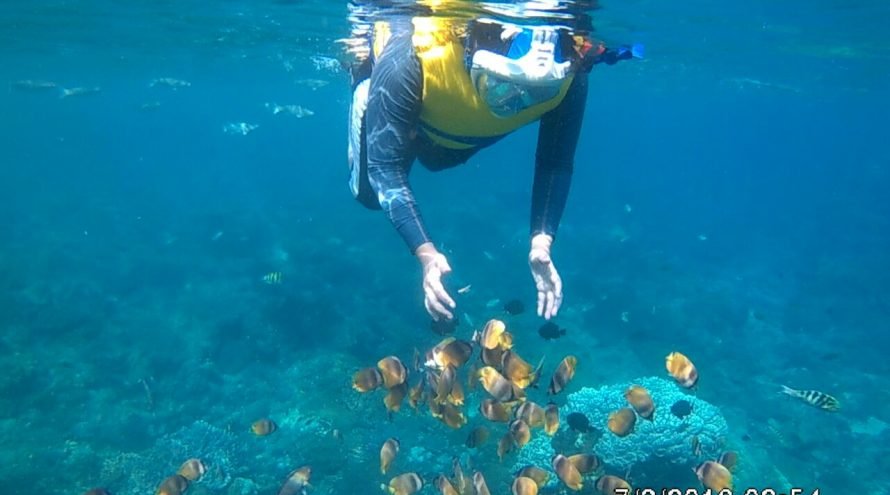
xmin=529 ymin=355 xmax=546 ymax=388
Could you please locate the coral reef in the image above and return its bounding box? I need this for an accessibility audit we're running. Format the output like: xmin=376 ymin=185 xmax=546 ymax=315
xmin=101 ymin=420 xmax=243 ymax=495
xmin=515 ymin=377 xmax=728 ymax=480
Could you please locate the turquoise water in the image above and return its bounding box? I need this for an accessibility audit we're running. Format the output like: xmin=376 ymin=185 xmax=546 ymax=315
xmin=1 ymin=1 xmax=888 ymax=494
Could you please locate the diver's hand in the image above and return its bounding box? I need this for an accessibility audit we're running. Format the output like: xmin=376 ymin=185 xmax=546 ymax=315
xmin=529 ymin=233 xmax=563 ymax=320
xmin=416 ymin=243 xmax=456 ymax=321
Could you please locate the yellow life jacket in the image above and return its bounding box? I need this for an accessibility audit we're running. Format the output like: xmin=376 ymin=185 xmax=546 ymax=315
xmin=373 ymin=18 xmax=575 ymax=150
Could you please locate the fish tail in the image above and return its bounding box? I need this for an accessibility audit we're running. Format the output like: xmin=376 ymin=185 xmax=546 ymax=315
xmin=780 ymin=385 xmax=798 ymax=397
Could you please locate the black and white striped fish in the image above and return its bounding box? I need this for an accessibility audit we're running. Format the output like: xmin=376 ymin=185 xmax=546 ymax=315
xmin=781 ymin=385 xmax=840 ymax=412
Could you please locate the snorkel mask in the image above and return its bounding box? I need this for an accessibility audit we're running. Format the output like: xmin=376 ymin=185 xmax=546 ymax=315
xmin=471 ymin=24 xmax=574 ymax=117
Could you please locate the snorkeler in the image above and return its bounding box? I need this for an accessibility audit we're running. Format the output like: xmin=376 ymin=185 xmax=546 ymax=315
xmin=346 ymin=6 xmax=641 ymax=322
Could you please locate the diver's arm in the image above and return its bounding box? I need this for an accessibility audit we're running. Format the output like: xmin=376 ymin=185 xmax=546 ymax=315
xmin=530 ymin=72 xmax=588 ymax=239
xmin=364 ymin=28 xmax=430 ymax=253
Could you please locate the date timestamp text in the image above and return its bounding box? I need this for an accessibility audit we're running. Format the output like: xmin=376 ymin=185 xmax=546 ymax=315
xmin=615 ymin=489 xmax=820 ymax=495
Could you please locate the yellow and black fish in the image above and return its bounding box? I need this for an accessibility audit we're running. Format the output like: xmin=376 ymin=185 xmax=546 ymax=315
xmin=473 ymin=472 xmax=492 ymax=495
xmin=385 ymin=472 xmax=424 ymax=495
xmin=425 ymin=337 xmax=473 ymax=370
xmin=380 ymin=438 xmax=400 ymax=474
xmin=353 ymin=367 xmax=384 ymax=392
xmin=511 ymin=476 xmax=538 ymax=495
xmin=624 ymin=385 xmax=655 ymax=420
xmin=717 ymin=451 xmax=739 ymax=472
xmin=509 ymin=418 xmax=531 ymax=447
xmin=251 ymin=418 xmax=278 ymax=436
xmin=514 ymin=401 xmax=546 ymax=429
xmin=439 ymin=403 xmax=467 ymax=429
xmin=665 ymin=352 xmax=698 ymax=389
xmin=378 ymin=356 xmax=408 ymax=389
xmin=466 ymin=425 xmax=490 ymax=448
xmin=448 ymin=378 xmax=465 ymax=406
xmin=452 ymin=457 xmax=471 ymax=495
xmin=606 ymin=408 xmax=636 ymax=437
xmin=595 ymin=475 xmax=631 ymax=495
xmin=503 ymin=351 xmax=545 ymax=389
xmin=515 ymin=466 xmax=549 ymax=487
xmin=384 ymin=382 xmax=409 ymax=415
xmin=497 ymin=432 xmax=514 ymax=461
xmin=262 ymin=271 xmax=283 ymax=284
xmin=435 ymin=474 xmax=459 ymax=495
xmin=781 ymin=385 xmax=840 ymax=412
xmin=551 ymin=454 xmax=582 ymax=491
xmin=566 ymin=453 xmax=600 ymax=475
xmin=695 ymin=461 xmax=732 ymax=491
xmin=543 ymin=403 xmax=560 ymax=436
xmin=691 ymin=435 xmax=702 ymax=457
xmin=480 ymin=398 xmax=514 ymax=423
xmin=177 ymin=458 xmax=206 ymax=481
xmin=548 ymin=356 xmax=577 ymax=395
xmin=473 ymin=319 xmax=509 ymax=350
xmin=278 ymin=466 xmax=311 ymax=495
xmin=478 ymin=366 xmax=524 ymax=402
xmin=156 ymin=475 xmax=188 ymax=495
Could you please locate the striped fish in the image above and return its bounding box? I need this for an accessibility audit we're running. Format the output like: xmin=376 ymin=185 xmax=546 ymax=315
xmin=781 ymin=385 xmax=840 ymax=412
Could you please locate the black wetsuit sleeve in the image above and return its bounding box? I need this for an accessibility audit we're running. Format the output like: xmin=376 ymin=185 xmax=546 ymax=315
xmin=530 ymin=72 xmax=589 ymax=238
xmin=365 ymin=28 xmax=430 ymax=253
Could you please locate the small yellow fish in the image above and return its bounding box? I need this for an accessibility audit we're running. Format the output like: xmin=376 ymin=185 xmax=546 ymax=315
xmin=548 ymin=356 xmax=577 ymax=395
xmin=607 ymin=408 xmax=636 ymax=437
xmin=380 ymin=438 xmax=400 ymax=474
xmin=595 ymin=475 xmax=631 ymax=494
xmin=251 ymin=418 xmax=278 ymax=436
xmin=156 ymin=474 xmax=188 ymax=495
xmin=624 ymin=385 xmax=655 ymax=420
xmin=176 ymin=458 xmax=206 ymax=481
xmin=466 ymin=425 xmax=490 ymax=448
xmin=278 ymin=466 xmax=311 ymax=495
xmin=695 ymin=461 xmax=733 ymax=491
xmin=552 ymin=454 xmax=582 ymax=491
xmin=665 ymin=352 xmax=698 ymax=388
xmin=263 ymin=272 xmax=283 ymax=284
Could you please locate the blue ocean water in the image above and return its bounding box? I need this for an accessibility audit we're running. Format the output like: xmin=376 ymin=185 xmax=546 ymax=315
xmin=1 ymin=1 xmax=888 ymax=494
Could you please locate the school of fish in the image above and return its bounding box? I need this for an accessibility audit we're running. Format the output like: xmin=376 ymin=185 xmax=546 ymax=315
xmin=80 ymin=313 xmax=838 ymax=494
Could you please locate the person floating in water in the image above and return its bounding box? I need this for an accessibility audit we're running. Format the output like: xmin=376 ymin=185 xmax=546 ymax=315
xmin=346 ymin=3 xmax=641 ymax=321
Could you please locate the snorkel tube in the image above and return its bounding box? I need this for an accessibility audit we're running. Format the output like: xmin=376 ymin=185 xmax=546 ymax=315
xmin=578 ymin=40 xmax=644 ymax=72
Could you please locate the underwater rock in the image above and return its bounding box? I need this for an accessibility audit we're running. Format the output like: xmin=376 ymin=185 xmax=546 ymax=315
xmin=514 ymin=377 xmax=728 ymax=474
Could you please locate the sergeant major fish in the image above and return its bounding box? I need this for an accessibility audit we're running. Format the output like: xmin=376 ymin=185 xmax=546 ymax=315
xmin=780 ymin=385 xmax=840 ymax=412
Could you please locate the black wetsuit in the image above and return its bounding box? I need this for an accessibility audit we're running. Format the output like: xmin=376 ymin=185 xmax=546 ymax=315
xmin=360 ymin=24 xmax=589 ymax=253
